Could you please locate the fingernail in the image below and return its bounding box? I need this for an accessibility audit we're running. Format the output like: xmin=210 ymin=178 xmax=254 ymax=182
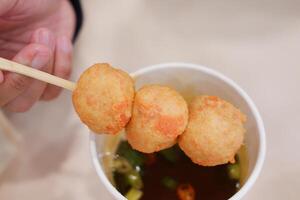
xmin=31 ymin=51 xmax=50 ymax=69
xmin=36 ymin=29 xmax=55 ymax=51
xmin=58 ymin=36 xmax=72 ymax=53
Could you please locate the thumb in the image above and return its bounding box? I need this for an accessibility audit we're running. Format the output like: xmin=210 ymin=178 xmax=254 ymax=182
xmin=0 ymin=44 xmax=51 ymax=107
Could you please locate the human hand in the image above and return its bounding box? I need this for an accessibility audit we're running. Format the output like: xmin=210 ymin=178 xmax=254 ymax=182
xmin=0 ymin=0 xmax=76 ymax=112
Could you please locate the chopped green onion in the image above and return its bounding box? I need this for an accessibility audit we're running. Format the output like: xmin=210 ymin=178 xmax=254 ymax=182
xmin=126 ymin=170 xmax=143 ymax=189
xmin=125 ymin=188 xmax=143 ymax=200
xmin=159 ymin=145 xmax=180 ymax=163
xmin=227 ymin=163 xmax=240 ymax=180
xmin=113 ymin=172 xmax=130 ymax=195
xmin=161 ymin=176 xmax=178 ymax=190
xmin=117 ymin=141 xmax=145 ymax=167
xmin=113 ymin=156 xmax=133 ymax=173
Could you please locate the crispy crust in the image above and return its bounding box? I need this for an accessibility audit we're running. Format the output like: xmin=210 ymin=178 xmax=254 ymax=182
xmin=178 ymin=95 xmax=246 ymax=166
xmin=72 ymin=63 xmax=134 ymax=134
xmin=126 ymin=85 xmax=188 ymax=153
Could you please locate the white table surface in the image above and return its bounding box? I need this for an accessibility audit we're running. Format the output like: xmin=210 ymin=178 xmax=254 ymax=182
xmin=0 ymin=0 xmax=300 ymax=199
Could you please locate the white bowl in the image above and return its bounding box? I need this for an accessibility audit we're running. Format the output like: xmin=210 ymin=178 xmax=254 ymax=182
xmin=90 ymin=62 xmax=266 ymax=200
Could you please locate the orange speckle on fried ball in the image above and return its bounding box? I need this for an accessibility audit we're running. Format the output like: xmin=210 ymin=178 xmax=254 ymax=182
xmin=126 ymin=85 xmax=188 ymax=153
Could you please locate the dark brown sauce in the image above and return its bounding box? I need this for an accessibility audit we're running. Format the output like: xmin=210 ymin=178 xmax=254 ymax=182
xmin=141 ymin=155 xmax=238 ymax=200
xmin=113 ymin=142 xmax=239 ymax=200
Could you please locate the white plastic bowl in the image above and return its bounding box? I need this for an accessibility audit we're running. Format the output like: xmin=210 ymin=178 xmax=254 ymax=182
xmin=90 ymin=62 xmax=266 ymax=200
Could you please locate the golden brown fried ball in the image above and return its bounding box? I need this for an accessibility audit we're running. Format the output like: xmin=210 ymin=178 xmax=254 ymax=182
xmin=126 ymin=85 xmax=188 ymax=153
xmin=72 ymin=63 xmax=134 ymax=134
xmin=178 ymin=95 xmax=246 ymax=166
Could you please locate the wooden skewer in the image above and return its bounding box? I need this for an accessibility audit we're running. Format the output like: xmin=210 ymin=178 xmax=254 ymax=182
xmin=0 ymin=57 xmax=77 ymax=91
xmin=0 ymin=110 xmax=22 ymax=144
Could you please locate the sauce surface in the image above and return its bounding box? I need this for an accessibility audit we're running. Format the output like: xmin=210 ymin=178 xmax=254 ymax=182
xmin=141 ymin=154 xmax=238 ymax=200
xmin=112 ymin=141 xmax=239 ymax=200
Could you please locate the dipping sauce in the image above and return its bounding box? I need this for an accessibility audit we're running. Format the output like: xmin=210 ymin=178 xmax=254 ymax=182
xmin=104 ymin=140 xmax=244 ymax=200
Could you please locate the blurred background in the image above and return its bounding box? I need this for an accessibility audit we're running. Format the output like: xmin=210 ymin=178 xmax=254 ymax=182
xmin=1 ymin=0 xmax=300 ymax=199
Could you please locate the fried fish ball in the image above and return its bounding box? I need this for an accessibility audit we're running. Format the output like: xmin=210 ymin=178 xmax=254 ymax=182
xmin=126 ymin=85 xmax=188 ymax=153
xmin=178 ymin=95 xmax=246 ymax=166
xmin=72 ymin=63 xmax=134 ymax=134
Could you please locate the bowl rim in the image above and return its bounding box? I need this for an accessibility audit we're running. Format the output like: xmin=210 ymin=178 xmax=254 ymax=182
xmin=89 ymin=62 xmax=266 ymax=200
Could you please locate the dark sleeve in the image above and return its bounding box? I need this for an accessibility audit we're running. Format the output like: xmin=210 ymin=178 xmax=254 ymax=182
xmin=69 ymin=0 xmax=83 ymax=41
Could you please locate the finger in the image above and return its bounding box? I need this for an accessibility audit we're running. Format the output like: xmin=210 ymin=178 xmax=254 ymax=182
xmin=31 ymin=27 xmax=55 ymax=70
xmin=1 ymin=44 xmax=51 ymax=112
xmin=5 ymin=29 xmax=56 ymax=112
xmin=4 ymin=45 xmax=52 ymax=112
xmin=41 ymin=35 xmax=73 ymax=100
xmin=31 ymin=28 xmax=56 ymax=52
xmin=0 ymin=43 xmax=47 ymax=106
